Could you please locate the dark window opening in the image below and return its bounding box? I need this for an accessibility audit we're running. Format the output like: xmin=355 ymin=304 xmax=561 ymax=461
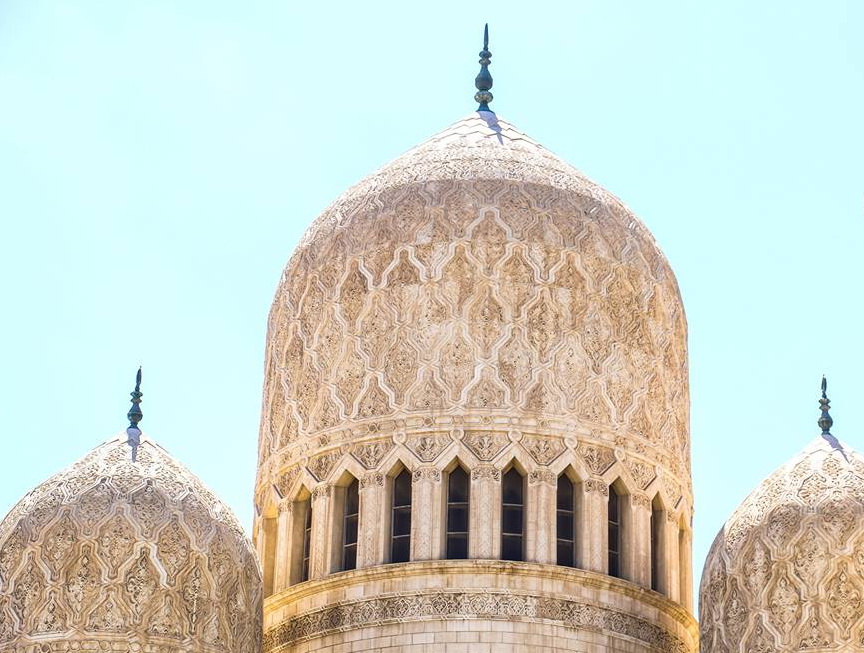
xmin=301 ymin=499 xmax=312 ymax=582
xmin=391 ymin=469 xmax=412 ymax=563
xmin=608 ymin=486 xmax=621 ymax=578
xmin=446 ymin=467 xmax=470 ymax=559
xmin=651 ymin=505 xmax=663 ymax=592
xmin=556 ymin=474 xmax=576 ymax=567
xmin=501 ymin=468 xmax=525 ymax=561
xmin=341 ymin=478 xmax=359 ymax=571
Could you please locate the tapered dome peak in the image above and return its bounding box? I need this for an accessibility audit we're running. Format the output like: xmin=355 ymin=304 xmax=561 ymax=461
xmin=0 ymin=433 xmax=262 ymax=652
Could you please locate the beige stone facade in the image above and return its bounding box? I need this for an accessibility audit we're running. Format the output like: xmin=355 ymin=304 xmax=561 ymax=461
xmin=0 ymin=435 xmax=262 ymax=652
xmin=700 ymin=435 xmax=864 ymax=652
xmin=255 ymin=112 xmax=696 ymax=651
xmin=264 ymin=562 xmax=697 ymax=653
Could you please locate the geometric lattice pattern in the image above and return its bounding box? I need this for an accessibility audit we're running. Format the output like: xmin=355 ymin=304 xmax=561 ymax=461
xmin=0 ymin=435 xmax=262 ymax=652
xmin=700 ymin=436 xmax=864 ymax=652
xmin=257 ymin=113 xmax=690 ymax=508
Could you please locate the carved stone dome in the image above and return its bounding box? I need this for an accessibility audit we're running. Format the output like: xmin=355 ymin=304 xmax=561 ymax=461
xmin=0 ymin=434 xmax=262 ymax=653
xmin=699 ymin=435 xmax=864 ymax=652
xmin=257 ymin=111 xmax=689 ymax=497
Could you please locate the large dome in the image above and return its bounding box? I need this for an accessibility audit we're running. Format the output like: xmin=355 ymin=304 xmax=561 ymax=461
xmin=254 ymin=110 xmax=696 ymax=652
xmin=0 ymin=434 xmax=262 ymax=652
xmin=700 ymin=434 xmax=864 ymax=651
xmin=257 ymin=111 xmax=689 ymax=502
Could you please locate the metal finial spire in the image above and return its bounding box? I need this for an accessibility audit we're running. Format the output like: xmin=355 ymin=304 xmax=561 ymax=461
xmin=818 ymin=375 xmax=833 ymax=435
xmin=474 ymin=24 xmax=494 ymax=112
xmin=126 ymin=367 xmax=143 ymax=462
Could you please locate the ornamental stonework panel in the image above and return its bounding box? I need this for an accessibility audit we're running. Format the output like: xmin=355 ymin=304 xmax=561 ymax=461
xmin=0 ymin=436 xmax=262 ymax=653
xmin=256 ymin=115 xmax=691 ymax=517
xmin=700 ymin=439 xmax=864 ymax=652
xmin=263 ymin=590 xmax=689 ymax=653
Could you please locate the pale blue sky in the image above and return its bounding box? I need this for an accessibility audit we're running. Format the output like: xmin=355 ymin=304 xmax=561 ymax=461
xmin=1 ymin=1 xmax=862 ymax=603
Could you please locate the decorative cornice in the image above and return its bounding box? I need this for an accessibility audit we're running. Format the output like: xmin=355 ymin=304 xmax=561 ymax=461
xmin=263 ymin=589 xmax=687 ymax=653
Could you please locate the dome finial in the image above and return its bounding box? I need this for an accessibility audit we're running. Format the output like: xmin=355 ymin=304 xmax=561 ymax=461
xmin=126 ymin=367 xmax=143 ymax=462
xmin=818 ymin=375 xmax=833 ymax=435
xmin=474 ymin=24 xmax=494 ymax=113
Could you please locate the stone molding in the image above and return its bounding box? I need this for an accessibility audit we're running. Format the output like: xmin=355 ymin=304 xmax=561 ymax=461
xmin=263 ymin=588 xmax=688 ymax=653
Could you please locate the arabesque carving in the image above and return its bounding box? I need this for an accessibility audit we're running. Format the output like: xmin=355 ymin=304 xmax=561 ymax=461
xmin=0 ymin=434 xmax=262 ymax=652
xmin=256 ymin=113 xmax=691 ymax=506
xmin=700 ymin=436 xmax=864 ymax=652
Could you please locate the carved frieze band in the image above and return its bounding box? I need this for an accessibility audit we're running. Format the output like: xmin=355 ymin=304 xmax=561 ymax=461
xmin=262 ymin=590 xmax=687 ymax=653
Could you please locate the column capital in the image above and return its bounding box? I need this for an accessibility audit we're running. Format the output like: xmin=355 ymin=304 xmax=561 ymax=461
xmin=584 ymin=478 xmax=609 ymax=496
xmin=277 ymin=497 xmax=293 ymax=514
xmin=528 ymin=469 xmax=557 ymax=486
xmin=412 ymin=466 xmax=441 ymax=483
xmin=312 ymin=483 xmax=331 ymax=501
xmin=631 ymin=493 xmax=651 ymax=510
xmin=360 ymin=471 xmax=385 ymax=489
xmin=471 ymin=465 xmax=501 ymax=482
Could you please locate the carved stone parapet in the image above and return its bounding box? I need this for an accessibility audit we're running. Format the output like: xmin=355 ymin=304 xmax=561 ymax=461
xmin=471 ymin=466 xmax=501 ymax=482
xmin=584 ymin=479 xmax=609 ymax=496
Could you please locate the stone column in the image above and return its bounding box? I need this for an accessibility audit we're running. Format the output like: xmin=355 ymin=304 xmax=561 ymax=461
xmin=630 ymin=493 xmax=652 ymax=588
xmin=358 ymin=471 xmax=385 ymax=567
xmin=582 ymin=478 xmax=608 ymax=574
xmin=527 ymin=470 xmax=556 ymax=564
xmin=273 ymin=498 xmax=293 ymax=594
xmin=666 ymin=511 xmax=681 ymax=603
xmin=470 ymin=465 xmax=501 ymax=559
xmin=411 ymin=466 xmax=442 ymax=561
xmin=309 ymin=483 xmax=331 ymax=580
xmin=679 ymin=524 xmax=693 ymax=611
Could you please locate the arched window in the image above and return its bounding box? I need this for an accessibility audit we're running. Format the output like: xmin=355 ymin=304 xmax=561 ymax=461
xmin=608 ymin=485 xmax=622 ymax=578
xmin=446 ymin=466 xmax=469 ymax=559
xmin=341 ymin=478 xmax=359 ymax=571
xmin=501 ymin=467 xmax=525 ymax=561
xmin=301 ymin=498 xmax=312 ymax=581
xmin=650 ymin=497 xmax=663 ymax=593
xmin=556 ymin=474 xmax=576 ymax=567
xmin=391 ymin=469 xmax=412 ymax=563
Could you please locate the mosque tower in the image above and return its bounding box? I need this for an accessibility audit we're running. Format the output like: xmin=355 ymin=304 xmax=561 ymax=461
xmin=0 ymin=371 xmax=262 ymax=652
xmin=700 ymin=380 xmax=864 ymax=652
xmin=256 ymin=27 xmax=697 ymax=653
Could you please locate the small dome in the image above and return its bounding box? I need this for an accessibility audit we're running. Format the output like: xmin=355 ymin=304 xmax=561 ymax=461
xmin=699 ymin=435 xmax=864 ymax=651
xmin=0 ymin=434 xmax=262 ymax=652
xmin=258 ymin=111 xmax=689 ymax=504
